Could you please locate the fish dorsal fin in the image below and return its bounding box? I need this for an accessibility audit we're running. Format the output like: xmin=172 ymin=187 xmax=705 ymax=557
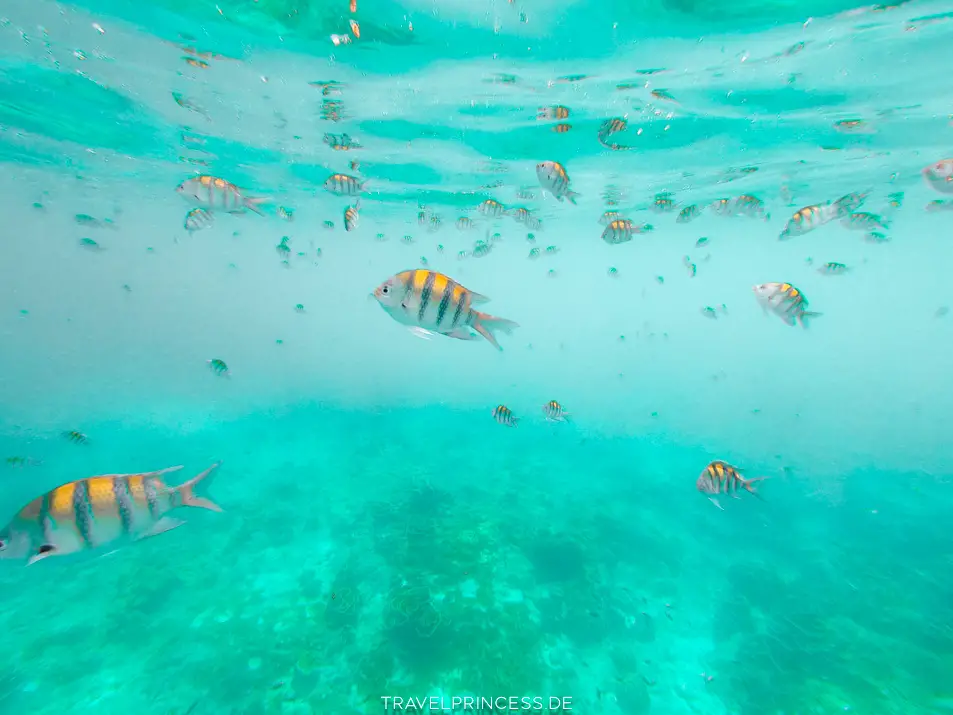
xmin=468 ymin=291 xmax=490 ymax=305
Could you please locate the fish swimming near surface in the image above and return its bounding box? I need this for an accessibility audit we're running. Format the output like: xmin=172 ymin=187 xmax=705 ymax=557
xmin=841 ymin=212 xmax=889 ymax=231
xmin=817 ymin=261 xmax=849 ymax=275
xmin=176 ymin=175 xmax=269 ymax=215
xmin=602 ymin=219 xmax=652 ymax=245
xmin=0 ymin=464 xmax=222 ymax=565
xmin=696 ymin=460 xmax=767 ymax=510
xmin=492 ymin=405 xmax=519 ymax=427
xmin=753 ymin=282 xmax=822 ymax=327
xmin=831 ymin=190 xmax=870 ymax=217
xmin=478 ymin=199 xmax=506 ymax=217
xmin=542 ymin=400 xmax=570 ymax=422
xmin=536 ymin=161 xmax=580 ymax=204
xmin=923 ymin=159 xmax=953 ymax=194
xmin=372 ymin=269 xmax=519 ymax=350
xmin=538 ymin=106 xmax=570 ymax=120
xmin=344 ymin=201 xmax=360 ymax=232
xmin=926 ymin=199 xmax=953 ymax=212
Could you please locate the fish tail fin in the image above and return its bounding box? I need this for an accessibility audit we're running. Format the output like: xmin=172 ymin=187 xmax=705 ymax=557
xmin=472 ymin=311 xmax=520 ymax=351
xmin=177 ymin=462 xmax=223 ymax=512
xmin=244 ymin=196 xmax=271 ymax=216
xmin=743 ymin=476 xmax=769 ymax=499
xmin=800 ymin=311 xmax=822 ymax=328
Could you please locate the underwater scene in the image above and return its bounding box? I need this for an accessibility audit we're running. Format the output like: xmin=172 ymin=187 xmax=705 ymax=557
xmin=2 ymin=0 xmax=953 ymax=713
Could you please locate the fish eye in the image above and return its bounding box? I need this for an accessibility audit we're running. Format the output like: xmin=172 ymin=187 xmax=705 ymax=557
xmin=381 ymin=286 xmax=389 ymax=294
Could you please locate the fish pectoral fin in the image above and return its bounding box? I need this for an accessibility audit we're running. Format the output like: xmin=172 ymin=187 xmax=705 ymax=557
xmin=407 ymin=326 xmax=435 ymax=341
xmin=27 ymin=544 xmax=57 ymax=566
xmin=443 ymin=328 xmax=479 ymax=341
xmin=137 ymin=517 xmax=187 ymax=541
xmin=708 ymin=497 xmax=724 ymax=511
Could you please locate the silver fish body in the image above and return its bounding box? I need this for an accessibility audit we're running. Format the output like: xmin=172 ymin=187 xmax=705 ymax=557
xmin=752 ymin=282 xmax=821 ymax=327
xmin=536 ymin=161 xmax=579 ymax=204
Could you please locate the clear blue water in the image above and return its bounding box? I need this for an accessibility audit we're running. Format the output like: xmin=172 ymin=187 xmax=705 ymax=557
xmin=3 ymin=0 xmax=953 ymax=713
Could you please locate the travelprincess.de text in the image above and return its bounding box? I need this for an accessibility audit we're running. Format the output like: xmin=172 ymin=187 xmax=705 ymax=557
xmin=381 ymin=696 xmax=573 ymax=712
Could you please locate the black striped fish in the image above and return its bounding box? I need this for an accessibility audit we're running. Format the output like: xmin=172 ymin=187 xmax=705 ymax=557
xmin=478 ymin=199 xmax=506 ymax=217
xmin=0 ymin=464 xmax=221 ymax=565
xmin=323 ymin=173 xmax=365 ymax=196
xmin=676 ymin=205 xmax=701 ymax=223
xmin=696 ymin=460 xmax=767 ymax=510
xmin=752 ymin=282 xmax=821 ymax=328
xmin=176 ymin=175 xmax=269 ymax=215
xmin=372 ymin=269 xmax=518 ymax=350
xmin=492 ymin=405 xmax=519 ymax=427
xmin=536 ymin=161 xmax=579 ymax=204
xmin=184 ymin=208 xmax=214 ymax=234
xmin=344 ymin=201 xmax=360 ymax=232
xmin=542 ymin=400 xmax=570 ymax=422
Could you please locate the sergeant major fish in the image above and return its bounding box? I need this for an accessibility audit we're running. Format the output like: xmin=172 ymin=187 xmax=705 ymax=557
xmin=176 ymin=175 xmax=269 ymax=215
xmin=536 ymin=161 xmax=580 ymax=204
xmin=323 ymin=173 xmax=366 ymax=196
xmin=184 ymin=208 xmax=214 ymax=234
xmin=372 ymin=270 xmax=519 ymax=350
xmin=752 ymin=282 xmax=822 ymax=327
xmin=778 ymin=203 xmax=838 ymax=239
xmin=0 ymin=464 xmax=221 ymax=565
xmin=696 ymin=460 xmax=767 ymax=510
xmin=492 ymin=405 xmax=519 ymax=427
xmin=923 ymin=159 xmax=953 ymax=194
xmin=542 ymin=400 xmax=570 ymax=422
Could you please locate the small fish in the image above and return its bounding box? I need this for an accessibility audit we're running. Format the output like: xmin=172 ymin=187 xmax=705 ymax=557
xmin=510 ymin=207 xmax=542 ymax=230
xmin=841 ymin=212 xmax=889 ymax=231
xmin=294 ymin=304 xmax=306 ymax=313
xmin=650 ymin=88 xmax=677 ymax=103
xmin=79 ymin=238 xmax=103 ymax=251
xmin=207 ymin=358 xmax=229 ymax=376
xmin=696 ymin=461 xmax=767 ymax=510
xmin=176 ymin=175 xmax=268 ymax=215
xmin=74 ymin=214 xmax=118 ymax=230
xmin=538 ymin=106 xmax=570 ymax=120
xmin=456 ymin=217 xmax=476 ymax=231
xmin=492 ymin=405 xmax=519 ymax=427
xmin=323 ymin=133 xmax=361 ymax=151
xmin=597 ymin=117 xmax=628 ymax=150
xmin=526 ymin=233 xmax=536 ymax=243
xmin=349 ymin=19 xmax=361 ymax=38
xmin=172 ymin=92 xmax=210 ymax=120
xmin=817 ymin=261 xmax=849 ymax=275
xmin=0 ymin=464 xmax=221 ymax=564
xmin=536 ymin=161 xmax=580 ymax=204
xmin=418 ymin=209 xmax=430 ymax=225
xmin=457 ymin=250 xmax=470 ymax=260
xmin=478 ymin=199 xmax=506 ymax=217
xmin=323 ymin=173 xmax=365 ymax=196
xmin=695 ymin=236 xmax=710 ymax=247
xmin=734 ymin=194 xmax=769 ymax=220
xmin=372 ymin=269 xmax=519 ymax=350
xmin=863 ymin=231 xmax=890 ymax=243
xmin=778 ymin=204 xmax=837 ymax=239
xmin=528 ymin=247 xmax=541 ymax=259
xmin=683 ymin=256 xmax=697 ymax=277
xmin=607 ymin=266 xmax=619 ymax=277
xmin=885 ymin=192 xmax=904 ymax=211
xmin=652 ymin=193 xmax=676 ymax=213
xmin=402 ymin=235 xmax=414 ymax=244
xmin=183 ymin=57 xmax=210 ymax=69
xmin=428 ymin=215 xmax=443 ymax=233
xmin=677 ymin=205 xmax=701 ymax=223
xmin=922 ymin=159 xmax=953 ymax=194
xmin=277 ymin=206 xmax=294 ymax=222
xmin=552 ymin=123 xmax=572 ymax=133
xmin=323 ymin=220 xmax=335 ymax=230
xmin=752 ymin=282 xmax=821 ymax=327
xmin=276 ymin=238 xmax=291 ymax=257
xmin=472 ymin=240 xmax=492 ymax=258
xmin=832 ymin=190 xmax=870 ymax=217
xmin=926 ymin=199 xmax=953 ymax=212
xmin=184 ymin=208 xmax=214 ymax=234
xmin=599 ymin=210 xmax=621 ymax=225
xmin=834 ymin=119 xmax=872 ymax=134
xmin=63 ymin=430 xmax=88 ymax=445
xmin=344 ymin=201 xmax=360 ymax=232
xmin=542 ymin=400 xmax=570 ymax=422
xmin=515 ymin=188 xmax=537 ymax=200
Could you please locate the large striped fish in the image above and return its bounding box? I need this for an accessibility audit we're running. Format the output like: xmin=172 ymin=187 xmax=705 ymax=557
xmin=372 ymin=269 xmax=518 ymax=350
xmin=176 ymin=175 xmax=268 ymax=215
xmin=696 ymin=460 xmax=767 ymax=510
xmin=0 ymin=463 xmax=221 ymax=565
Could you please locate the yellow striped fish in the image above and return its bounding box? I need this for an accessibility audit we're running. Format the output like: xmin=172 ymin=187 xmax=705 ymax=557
xmin=176 ymin=175 xmax=268 ymax=215
xmin=752 ymin=282 xmax=821 ymax=328
xmin=0 ymin=464 xmax=221 ymax=565
xmin=696 ymin=460 xmax=767 ymax=510
xmin=542 ymin=400 xmax=570 ymax=422
xmin=372 ymin=269 xmax=518 ymax=350
xmin=492 ymin=405 xmax=519 ymax=427
xmin=538 ymin=106 xmax=570 ymax=120
xmin=323 ymin=173 xmax=366 ymax=196
xmin=536 ymin=161 xmax=579 ymax=204
xmin=344 ymin=201 xmax=360 ymax=232
xmin=778 ymin=203 xmax=837 ymax=239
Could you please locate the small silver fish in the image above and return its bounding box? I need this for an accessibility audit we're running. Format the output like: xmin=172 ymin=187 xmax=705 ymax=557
xmin=817 ymin=262 xmax=849 ymax=275
xmin=677 ymin=205 xmax=701 ymax=223
xmin=542 ymin=400 xmax=570 ymax=422
xmin=323 ymin=173 xmax=365 ymax=196
xmin=176 ymin=175 xmax=268 ymax=215
xmin=841 ymin=212 xmax=889 ymax=231
xmin=277 ymin=206 xmax=294 ymax=222
xmin=478 ymin=199 xmax=506 ymax=217
xmin=185 ymin=208 xmax=214 ymax=234
xmin=344 ymin=202 xmax=360 ymax=232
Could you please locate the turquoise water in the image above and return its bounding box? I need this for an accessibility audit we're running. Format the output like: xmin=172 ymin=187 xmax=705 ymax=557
xmin=3 ymin=0 xmax=953 ymax=713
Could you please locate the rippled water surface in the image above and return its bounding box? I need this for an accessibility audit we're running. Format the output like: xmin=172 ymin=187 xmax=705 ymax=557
xmin=2 ymin=0 xmax=953 ymax=714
